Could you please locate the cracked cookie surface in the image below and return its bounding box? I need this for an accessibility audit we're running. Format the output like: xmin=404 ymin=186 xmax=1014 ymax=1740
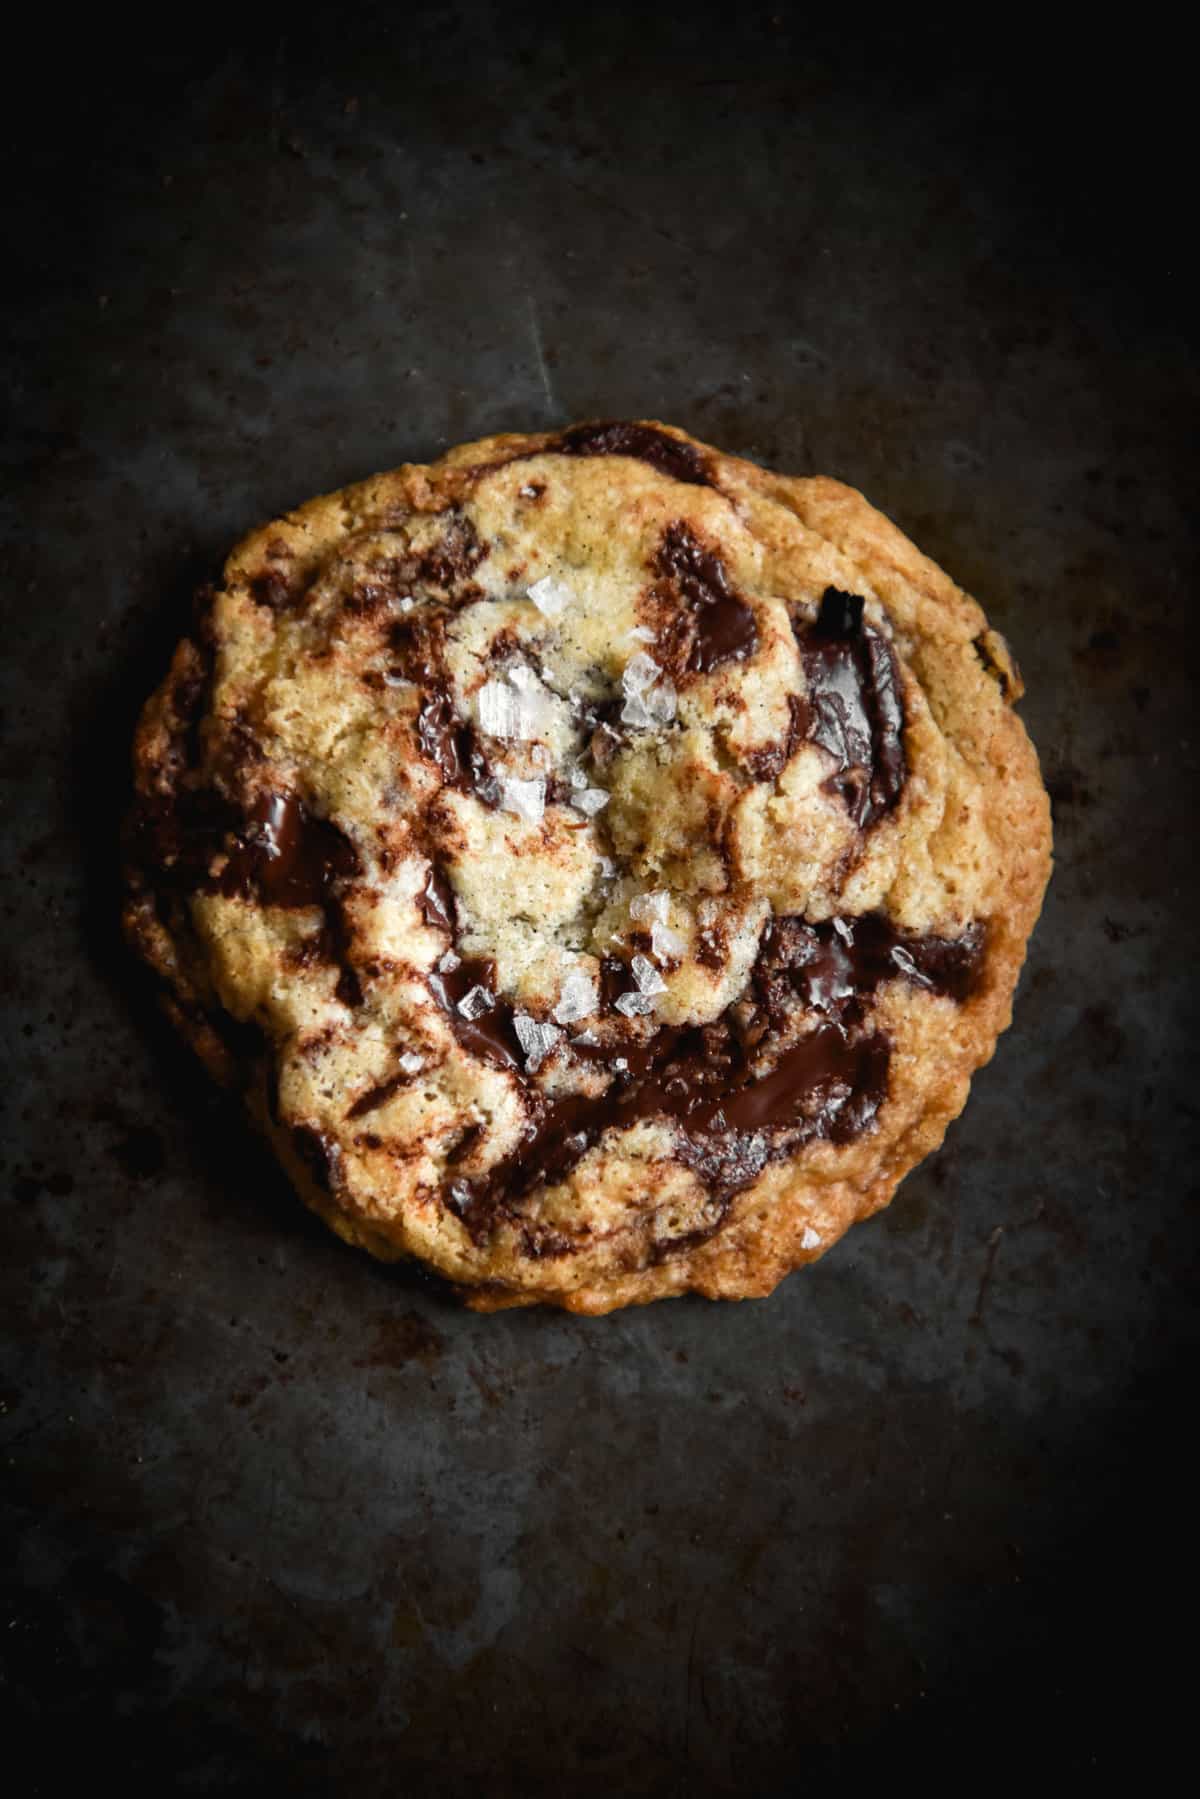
xmin=124 ymin=421 xmax=1052 ymax=1313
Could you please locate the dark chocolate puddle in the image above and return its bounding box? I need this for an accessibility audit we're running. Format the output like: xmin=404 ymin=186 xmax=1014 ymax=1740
xmin=795 ymin=588 xmax=907 ymax=827
xmin=650 ymin=521 xmax=758 ymax=673
xmin=551 ymin=421 xmax=714 ymax=487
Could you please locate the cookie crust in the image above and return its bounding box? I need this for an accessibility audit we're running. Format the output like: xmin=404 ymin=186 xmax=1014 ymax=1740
xmin=124 ymin=422 xmax=1051 ymax=1313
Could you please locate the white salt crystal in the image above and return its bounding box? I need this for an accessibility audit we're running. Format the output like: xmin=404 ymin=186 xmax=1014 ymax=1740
xmin=514 ymin=1013 xmax=563 ymax=1072
xmin=645 ymin=677 xmax=677 ymax=724
xmin=494 ymin=664 xmax=553 ymax=739
xmin=478 ymin=679 xmax=519 ymax=739
xmin=397 ymin=1050 xmax=425 ymax=1075
xmin=628 ymin=625 xmax=657 ymax=643
xmin=614 ymin=991 xmax=654 ymax=1017
xmin=457 ymin=985 xmax=494 ymax=1020
xmin=651 ymin=920 xmax=687 ymax=961
xmin=631 ymin=954 xmax=666 ymax=996
xmin=438 ymin=949 xmax=461 ymax=972
xmin=622 ymin=651 xmax=661 ymax=695
xmin=612 ymin=1057 xmax=629 ymax=1071
xmin=516 ymin=694 xmax=552 ymax=739
xmin=568 ymin=765 xmax=589 ymax=789
xmin=620 ymin=690 xmax=653 ymax=729
xmin=528 ymin=575 xmax=572 ymax=617
xmin=501 ymin=775 xmax=546 ymax=823
xmin=801 ymin=1225 xmax=821 ymax=1250
xmin=571 ymin=1029 xmax=600 ymax=1048
xmin=629 ymin=890 xmax=670 ymax=925
xmin=597 ymin=857 xmax=617 ymax=879
xmin=573 ymin=788 xmax=609 ymax=816
xmin=553 ymin=970 xmax=598 ymax=1025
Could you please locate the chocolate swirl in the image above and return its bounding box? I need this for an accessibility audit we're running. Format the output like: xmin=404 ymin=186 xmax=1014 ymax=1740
xmin=439 ymin=909 xmax=986 ymax=1243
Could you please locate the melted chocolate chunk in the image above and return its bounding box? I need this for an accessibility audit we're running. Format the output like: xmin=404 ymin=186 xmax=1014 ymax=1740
xmin=441 ymin=909 xmax=986 ymax=1245
xmin=249 ymin=566 xmax=295 ymax=611
xmin=427 ymin=957 xmax=521 ymax=1070
xmin=651 ymin=522 xmax=758 ymax=673
xmin=388 ymin=605 xmax=446 ymax=685
xmin=291 ymin=1124 xmax=342 ymax=1193
xmin=753 ymin=913 xmax=987 ymax=1022
xmin=598 ymin=954 xmax=637 ymax=1011
xmin=216 ymin=793 xmax=360 ymax=908
xmin=135 ymin=785 xmax=366 ymax=1008
xmin=417 ymin=865 xmax=457 ymax=933
xmin=211 ymin=795 xmax=365 ymax=1006
xmin=416 ymin=512 xmax=487 ymax=590
xmin=131 ymin=783 xmax=361 ymax=943
xmin=417 ymin=692 xmax=498 ymax=800
xmin=417 ymin=693 xmax=468 ymax=784
xmin=553 ymin=421 xmax=713 ymax=487
xmin=795 ymin=588 xmax=907 ymax=827
xmin=388 ymin=607 xmax=498 ymax=802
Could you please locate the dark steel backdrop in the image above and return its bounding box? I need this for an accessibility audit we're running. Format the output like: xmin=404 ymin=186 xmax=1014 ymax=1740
xmin=3 ymin=10 xmax=1197 ymax=1793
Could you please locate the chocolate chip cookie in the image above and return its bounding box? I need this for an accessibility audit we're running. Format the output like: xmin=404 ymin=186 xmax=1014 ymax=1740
xmin=124 ymin=421 xmax=1052 ymax=1313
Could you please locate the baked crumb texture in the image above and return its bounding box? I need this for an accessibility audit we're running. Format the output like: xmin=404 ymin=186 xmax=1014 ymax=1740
xmin=125 ymin=422 xmax=1052 ymax=1313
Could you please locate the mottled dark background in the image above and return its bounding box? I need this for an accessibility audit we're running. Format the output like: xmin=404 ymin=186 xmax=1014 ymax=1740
xmin=3 ymin=8 xmax=1197 ymax=1793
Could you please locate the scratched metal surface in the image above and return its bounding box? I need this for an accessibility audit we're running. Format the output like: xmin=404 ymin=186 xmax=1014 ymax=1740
xmin=3 ymin=13 xmax=1196 ymax=1793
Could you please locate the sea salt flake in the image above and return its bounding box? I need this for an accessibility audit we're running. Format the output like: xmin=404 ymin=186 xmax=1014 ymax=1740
xmin=528 ymin=575 xmax=572 ymax=617
xmin=645 ymin=677 xmax=677 ymax=724
xmin=568 ymin=765 xmax=589 ymax=790
xmin=620 ymin=690 xmax=653 ymax=729
xmin=615 ymin=990 xmax=655 ymax=1017
xmin=501 ymin=775 xmax=546 ymax=823
xmin=478 ymin=679 xmax=520 ymax=739
xmin=622 ymin=651 xmax=661 ymax=695
xmin=801 ymin=1225 xmax=821 ymax=1250
xmin=516 ymin=694 xmax=552 ymax=739
xmin=571 ymin=1029 xmax=600 ymax=1048
xmin=651 ymin=921 xmax=687 ymax=961
xmin=397 ymin=1050 xmax=425 ymax=1075
xmin=508 ymin=662 xmax=540 ymax=691
xmin=630 ymin=890 xmax=670 ymax=925
xmin=573 ymin=787 xmax=609 ymax=816
xmin=612 ymin=1057 xmax=630 ymax=1071
xmin=457 ymin=985 xmax=494 ymax=1021
xmin=514 ymin=1013 xmax=563 ymax=1072
xmin=597 ymin=857 xmax=617 ymax=879
xmin=631 ymin=954 xmax=667 ymax=996
xmin=628 ymin=625 xmax=657 ymax=643
xmin=553 ymin=971 xmax=598 ymax=1025
xmin=438 ymin=949 xmax=461 ymax=972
